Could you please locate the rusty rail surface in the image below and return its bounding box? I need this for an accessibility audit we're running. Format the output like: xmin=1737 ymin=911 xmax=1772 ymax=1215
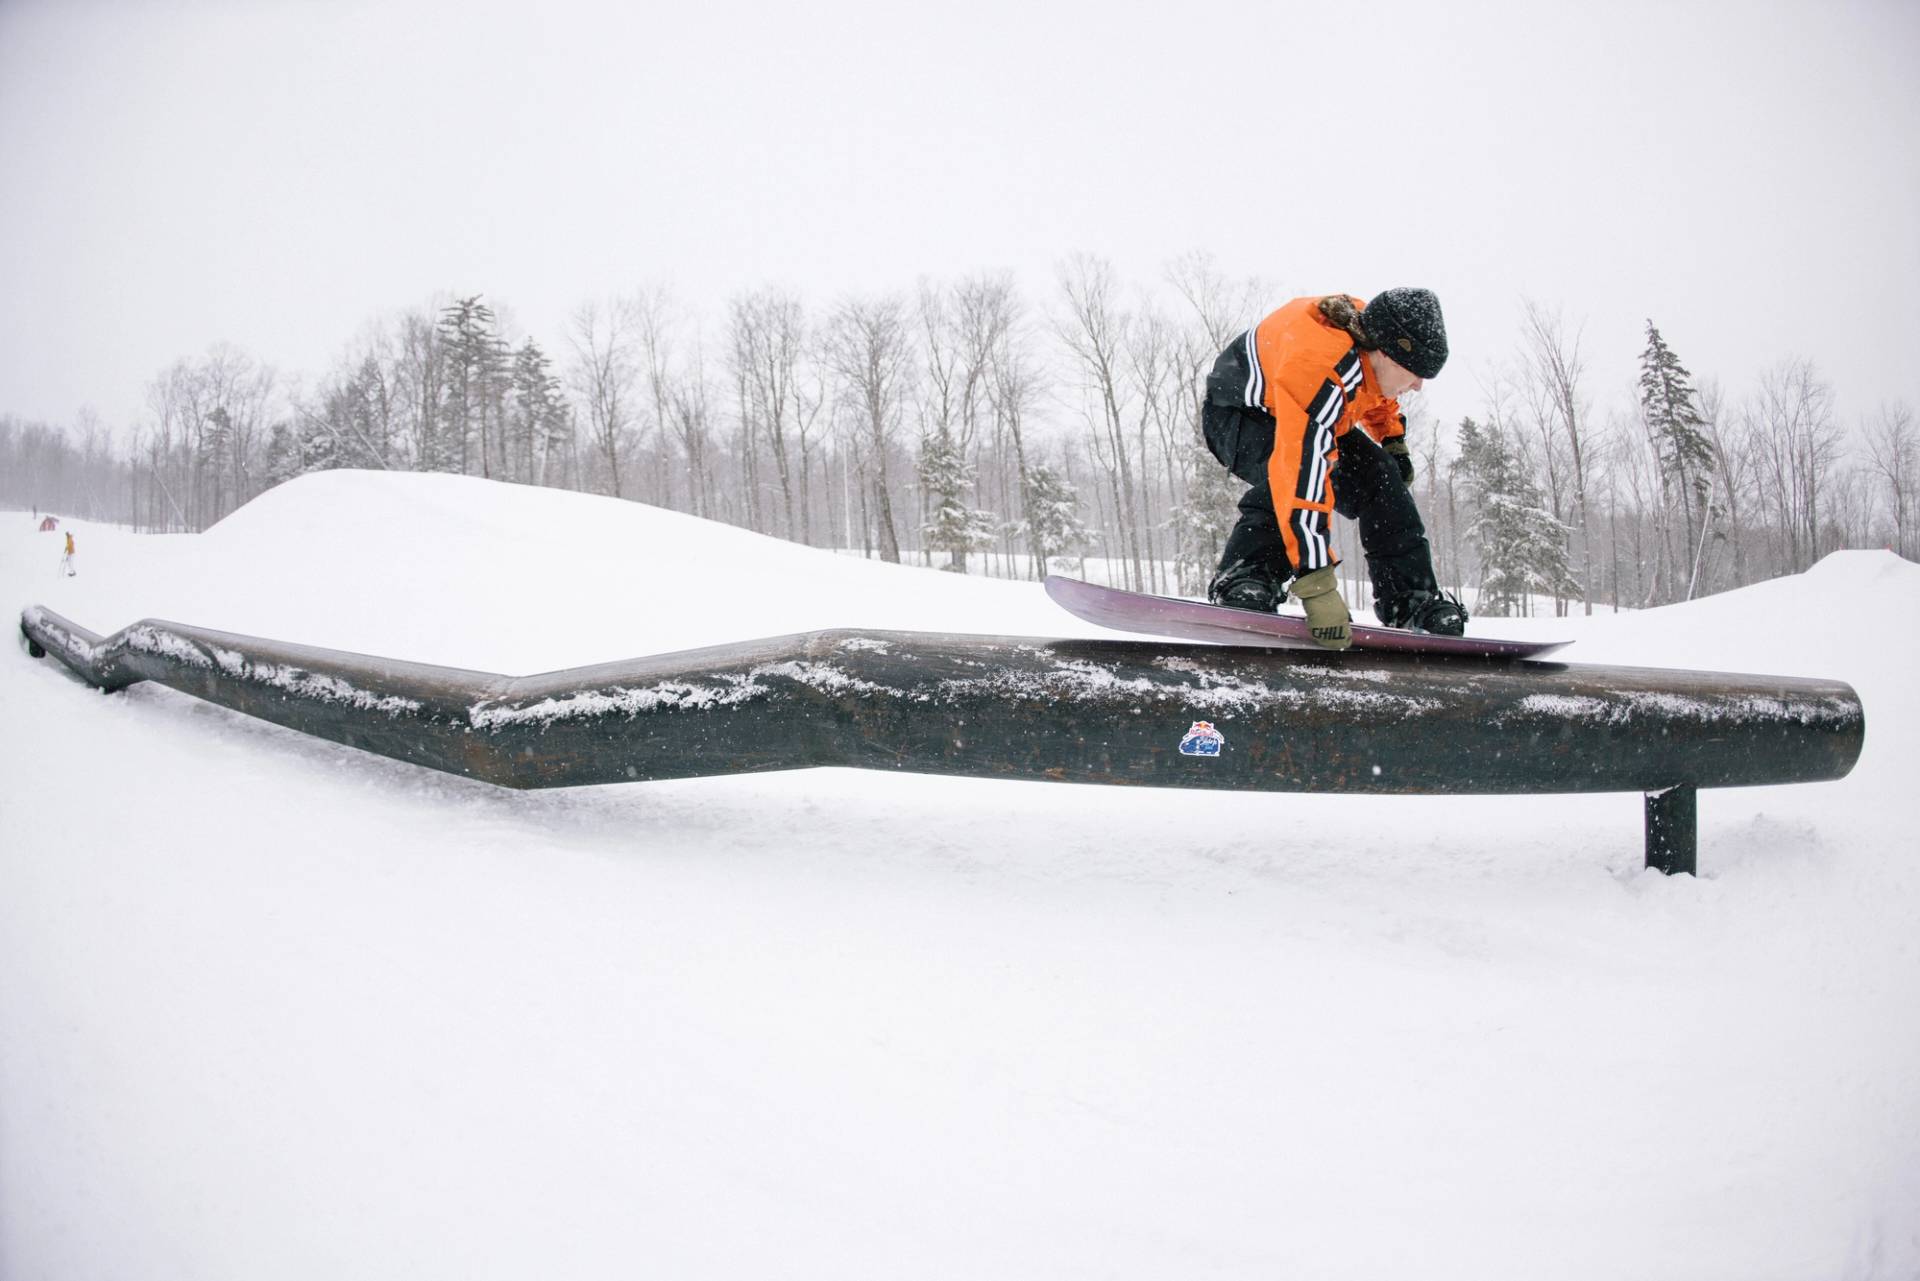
xmin=20 ymin=605 xmax=1865 ymax=874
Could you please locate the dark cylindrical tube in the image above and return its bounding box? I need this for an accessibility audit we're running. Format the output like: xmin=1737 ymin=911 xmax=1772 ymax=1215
xmin=20 ymin=606 xmax=1865 ymax=797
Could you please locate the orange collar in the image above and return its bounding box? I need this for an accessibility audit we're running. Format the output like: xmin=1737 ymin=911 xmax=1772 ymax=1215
xmin=1357 ymin=348 xmax=1380 ymax=397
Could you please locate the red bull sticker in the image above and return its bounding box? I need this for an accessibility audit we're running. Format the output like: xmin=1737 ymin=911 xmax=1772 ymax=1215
xmin=1179 ymin=721 xmax=1225 ymax=757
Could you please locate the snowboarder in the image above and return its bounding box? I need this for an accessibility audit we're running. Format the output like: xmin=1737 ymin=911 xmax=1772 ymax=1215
xmin=60 ymin=530 xmax=76 ymax=577
xmin=1199 ymin=287 xmax=1467 ymax=651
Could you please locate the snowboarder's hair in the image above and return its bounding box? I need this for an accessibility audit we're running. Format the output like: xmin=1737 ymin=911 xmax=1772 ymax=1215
xmin=1317 ymin=295 xmax=1372 ymax=348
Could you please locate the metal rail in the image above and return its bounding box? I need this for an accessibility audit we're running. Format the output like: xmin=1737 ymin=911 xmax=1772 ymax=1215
xmin=21 ymin=605 xmax=1865 ymax=874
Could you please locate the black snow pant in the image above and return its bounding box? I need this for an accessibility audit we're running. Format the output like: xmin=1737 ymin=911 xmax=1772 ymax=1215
xmin=1203 ymin=401 xmax=1440 ymax=618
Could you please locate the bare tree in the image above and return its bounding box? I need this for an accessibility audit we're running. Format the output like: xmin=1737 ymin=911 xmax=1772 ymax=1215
xmin=201 ymin=344 xmax=275 ymax=522
xmin=390 ymin=307 xmax=451 ymax=471
xmin=1863 ymin=402 xmax=1917 ymax=559
xmin=987 ymin=301 xmax=1048 ymax=577
xmin=1520 ymin=301 xmax=1594 ymax=614
xmin=664 ymin=342 xmax=719 ymax=521
xmin=1125 ymin=306 xmax=1189 ymax=593
xmin=140 ymin=345 xmax=276 ymax=529
xmin=1 ymin=412 xmax=139 ymax=525
xmin=567 ymin=298 xmax=639 ymax=498
xmin=148 ymin=358 xmax=210 ymax=528
xmin=823 ymin=294 xmax=913 ymax=563
xmin=1692 ymin=377 xmax=1759 ymax=590
xmin=1165 ymin=253 xmax=1268 ymax=595
xmin=951 ymin=274 xmax=1017 ymax=572
xmin=728 ymin=288 xmax=811 ymax=539
xmin=1165 ymin=251 xmax=1269 ymax=351
xmin=918 ymin=276 xmax=1025 ymax=573
xmin=918 ymin=280 xmax=963 ymax=446
xmin=951 ymin=276 xmax=1010 ymax=449
xmin=1746 ymin=359 xmax=1843 ymax=574
xmin=626 ymin=285 xmax=680 ymax=508
xmin=1056 ymin=255 xmax=1145 ymax=589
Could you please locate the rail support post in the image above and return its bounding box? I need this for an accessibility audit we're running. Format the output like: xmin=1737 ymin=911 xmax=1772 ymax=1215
xmin=1645 ymin=784 xmax=1698 ymax=876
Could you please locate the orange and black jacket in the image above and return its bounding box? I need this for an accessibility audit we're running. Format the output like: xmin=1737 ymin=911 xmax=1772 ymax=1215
xmin=1207 ymin=295 xmax=1408 ymax=575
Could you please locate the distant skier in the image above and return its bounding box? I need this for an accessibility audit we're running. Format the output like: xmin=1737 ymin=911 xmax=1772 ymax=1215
xmin=1200 ymin=288 xmax=1466 ymax=650
xmin=60 ymin=530 xmax=76 ymax=577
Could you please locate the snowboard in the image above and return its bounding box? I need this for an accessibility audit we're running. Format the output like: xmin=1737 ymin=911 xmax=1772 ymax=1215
xmin=1043 ymin=575 xmax=1571 ymax=660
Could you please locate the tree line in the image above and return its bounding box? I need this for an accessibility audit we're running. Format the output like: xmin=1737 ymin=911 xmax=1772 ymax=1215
xmin=5 ymin=258 xmax=1915 ymax=614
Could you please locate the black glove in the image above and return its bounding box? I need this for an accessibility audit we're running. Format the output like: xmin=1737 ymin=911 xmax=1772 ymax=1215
xmin=1383 ymin=437 xmax=1415 ymax=485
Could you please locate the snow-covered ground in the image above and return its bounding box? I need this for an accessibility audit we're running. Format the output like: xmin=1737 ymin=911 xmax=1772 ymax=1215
xmin=4 ymin=472 xmax=1917 ymax=1281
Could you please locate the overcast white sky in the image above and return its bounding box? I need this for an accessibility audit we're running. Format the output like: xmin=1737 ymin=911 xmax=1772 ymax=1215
xmin=2 ymin=0 xmax=1916 ymax=439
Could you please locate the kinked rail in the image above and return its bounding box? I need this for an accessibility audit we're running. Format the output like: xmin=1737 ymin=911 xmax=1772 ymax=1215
xmin=21 ymin=605 xmax=1864 ymax=874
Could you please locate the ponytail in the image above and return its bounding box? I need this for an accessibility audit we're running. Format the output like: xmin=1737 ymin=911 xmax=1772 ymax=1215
xmin=1317 ymin=295 xmax=1373 ymax=349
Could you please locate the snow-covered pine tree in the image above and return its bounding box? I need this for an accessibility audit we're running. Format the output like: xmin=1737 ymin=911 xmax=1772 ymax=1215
xmin=439 ymin=295 xmax=504 ymax=477
xmin=349 ymin=353 xmax=396 ymax=467
xmin=1015 ymin=460 xmax=1091 ymax=579
xmin=1637 ymin=321 xmax=1716 ymax=600
xmin=263 ymin=421 xmax=302 ymax=490
xmin=199 ymin=405 xmax=235 ymax=519
xmin=1456 ymin=416 xmax=1580 ymax=616
xmin=508 ymin=338 xmax=568 ymax=486
xmin=317 ymin=354 xmax=394 ymax=470
xmin=917 ymin=425 xmax=996 ymax=571
xmin=296 ymin=399 xmax=341 ymax=474
xmin=1166 ymin=436 xmax=1241 ymax=595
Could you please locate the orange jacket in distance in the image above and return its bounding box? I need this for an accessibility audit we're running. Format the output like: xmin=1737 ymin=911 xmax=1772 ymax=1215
xmin=1210 ymin=295 xmax=1408 ymax=575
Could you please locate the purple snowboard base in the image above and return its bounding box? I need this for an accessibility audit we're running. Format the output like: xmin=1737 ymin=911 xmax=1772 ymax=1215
xmin=1044 ymin=576 xmax=1570 ymax=661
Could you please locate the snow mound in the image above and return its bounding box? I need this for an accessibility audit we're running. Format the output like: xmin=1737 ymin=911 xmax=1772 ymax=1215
xmin=1801 ymin=547 xmax=1920 ymax=597
xmin=1549 ymin=549 xmax=1915 ymax=680
xmin=116 ymin=471 xmax=1098 ymax=670
xmin=203 ymin=469 xmax=798 ymax=569
xmin=1606 ymin=548 xmax=1913 ymax=628
xmin=36 ymin=469 xmax=1920 ymax=684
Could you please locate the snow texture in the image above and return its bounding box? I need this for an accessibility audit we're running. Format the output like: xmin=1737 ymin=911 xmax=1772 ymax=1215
xmin=121 ymin=624 xmax=424 ymax=716
xmin=472 ymin=678 xmax=768 ymax=729
xmin=1512 ymin=689 xmax=1859 ymax=727
xmin=20 ymin=605 xmax=97 ymax=663
xmin=4 ymin=471 xmax=1917 ymax=1281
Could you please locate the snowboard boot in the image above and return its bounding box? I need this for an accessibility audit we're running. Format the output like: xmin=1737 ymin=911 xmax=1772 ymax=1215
xmin=1377 ymin=589 xmax=1469 ymax=636
xmin=1207 ymin=558 xmax=1288 ymax=613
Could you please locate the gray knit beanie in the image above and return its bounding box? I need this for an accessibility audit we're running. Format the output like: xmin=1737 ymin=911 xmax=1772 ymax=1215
xmin=1362 ymin=288 xmax=1448 ymax=379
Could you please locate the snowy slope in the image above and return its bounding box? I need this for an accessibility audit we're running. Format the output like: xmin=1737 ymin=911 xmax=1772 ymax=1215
xmin=3 ymin=474 xmax=1917 ymax=1281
